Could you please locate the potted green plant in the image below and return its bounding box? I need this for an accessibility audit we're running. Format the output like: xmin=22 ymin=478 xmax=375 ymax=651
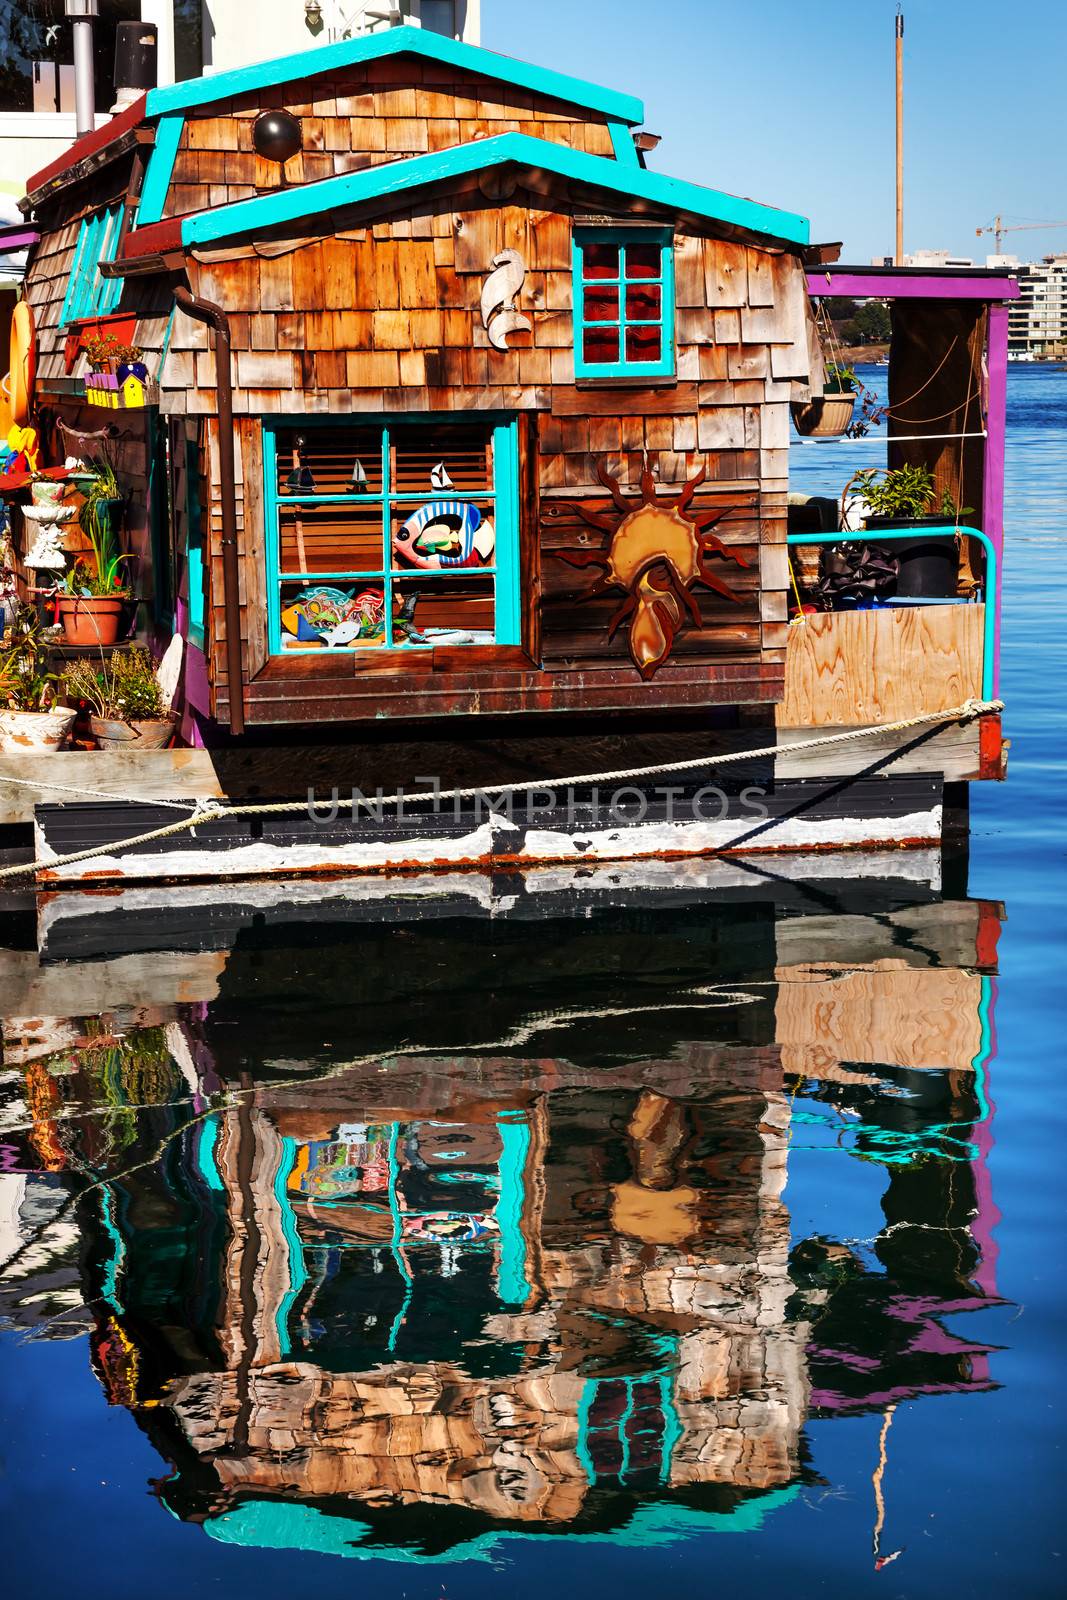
xmin=791 ymin=363 xmax=858 ymax=438
xmin=57 ymin=461 xmax=131 ymax=646
xmin=65 ymin=648 xmax=175 ymax=750
xmin=851 ymin=466 xmax=973 ymax=598
xmin=0 ymin=603 xmax=75 ymax=753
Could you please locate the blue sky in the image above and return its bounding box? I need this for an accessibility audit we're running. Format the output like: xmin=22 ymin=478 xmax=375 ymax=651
xmin=483 ymin=0 xmax=1067 ymax=266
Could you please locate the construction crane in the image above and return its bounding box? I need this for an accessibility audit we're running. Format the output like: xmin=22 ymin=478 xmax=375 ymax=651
xmin=977 ymin=216 xmax=1067 ymax=254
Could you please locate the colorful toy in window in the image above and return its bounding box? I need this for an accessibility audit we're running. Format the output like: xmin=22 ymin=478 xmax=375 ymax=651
xmin=400 ymin=1211 xmax=500 ymax=1244
xmin=280 ymin=583 xmax=426 ymax=649
xmin=393 ymin=498 xmax=495 ymax=569
xmin=0 ymin=423 xmax=41 ymax=487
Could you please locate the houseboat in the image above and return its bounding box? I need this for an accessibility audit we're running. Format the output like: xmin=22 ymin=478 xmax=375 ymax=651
xmin=0 ymin=26 xmax=1013 ymax=888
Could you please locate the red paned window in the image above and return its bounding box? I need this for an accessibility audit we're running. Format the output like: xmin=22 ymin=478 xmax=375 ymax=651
xmin=573 ymin=228 xmax=675 ymax=379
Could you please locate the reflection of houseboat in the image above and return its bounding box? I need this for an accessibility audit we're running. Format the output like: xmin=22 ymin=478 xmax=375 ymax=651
xmin=1 ymin=28 xmax=1012 ymax=883
xmin=1 ymin=878 xmax=1003 ymax=1559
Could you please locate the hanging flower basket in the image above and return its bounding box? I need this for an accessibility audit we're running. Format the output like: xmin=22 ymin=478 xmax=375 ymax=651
xmin=791 ymin=392 xmax=857 ymax=438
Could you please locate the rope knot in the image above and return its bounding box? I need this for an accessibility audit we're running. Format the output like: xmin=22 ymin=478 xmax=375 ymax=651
xmin=189 ymin=797 xmax=227 ymax=828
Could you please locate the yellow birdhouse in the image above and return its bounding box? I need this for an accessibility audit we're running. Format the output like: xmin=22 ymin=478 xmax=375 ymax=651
xmin=120 ymin=372 xmax=146 ymax=408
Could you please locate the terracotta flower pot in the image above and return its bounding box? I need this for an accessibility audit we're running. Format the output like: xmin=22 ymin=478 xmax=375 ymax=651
xmin=0 ymin=705 xmax=77 ymax=753
xmin=790 ymin=393 xmax=856 ymax=438
xmin=90 ymin=713 xmax=175 ymax=751
xmin=58 ymin=595 xmax=125 ymax=647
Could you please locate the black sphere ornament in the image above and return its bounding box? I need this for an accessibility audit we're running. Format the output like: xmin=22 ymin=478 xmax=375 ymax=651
xmin=252 ymin=109 xmax=302 ymax=171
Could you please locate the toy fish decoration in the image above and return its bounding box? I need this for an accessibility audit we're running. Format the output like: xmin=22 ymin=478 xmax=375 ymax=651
xmin=480 ymin=249 xmax=532 ymax=352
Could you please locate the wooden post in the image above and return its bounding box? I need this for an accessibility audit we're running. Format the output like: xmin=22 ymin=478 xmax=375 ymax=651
xmin=895 ymin=8 xmax=904 ymax=266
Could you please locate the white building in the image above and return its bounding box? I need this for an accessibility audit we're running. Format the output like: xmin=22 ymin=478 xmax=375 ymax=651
xmin=1010 ymin=255 xmax=1067 ymax=356
xmin=869 ymin=249 xmax=982 ymax=269
xmin=0 ymin=0 xmax=480 ymax=203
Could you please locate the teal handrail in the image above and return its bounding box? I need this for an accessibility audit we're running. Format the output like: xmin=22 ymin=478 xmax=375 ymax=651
xmin=785 ymin=525 xmax=996 ymax=701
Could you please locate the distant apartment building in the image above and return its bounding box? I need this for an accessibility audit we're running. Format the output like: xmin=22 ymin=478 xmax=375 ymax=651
xmin=0 ymin=1 xmax=479 ymax=203
xmin=869 ymin=249 xmax=981 ymax=270
xmin=1009 ymin=256 xmax=1067 ymax=356
xmin=869 ymin=246 xmax=1067 ymax=355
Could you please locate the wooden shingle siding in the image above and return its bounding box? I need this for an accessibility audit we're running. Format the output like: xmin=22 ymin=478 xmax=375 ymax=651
xmin=21 ymin=52 xmax=813 ymax=731
xmin=160 ymin=192 xmax=799 ymax=722
xmin=161 ymin=60 xmax=618 ymax=221
xmin=23 ymin=164 xmax=135 ymax=381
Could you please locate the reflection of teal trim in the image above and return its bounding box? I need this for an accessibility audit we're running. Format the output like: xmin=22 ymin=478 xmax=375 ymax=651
xmin=273 ymin=1136 xmax=307 ymax=1358
xmin=659 ymin=1374 xmax=682 ymax=1485
xmin=495 ymin=1113 xmax=530 ymax=1305
xmin=204 ymin=1483 xmax=801 ymax=1564
xmin=972 ymin=974 xmax=993 ymax=1124
xmin=147 ymin=26 xmax=643 ymax=125
xmin=786 ymin=526 xmax=997 ymax=701
xmin=385 ymin=1121 xmax=413 ymax=1353
xmin=575 ymin=1378 xmax=596 ymax=1487
xmin=196 ymin=1116 xmax=224 ymax=1191
xmin=137 ymin=114 xmax=184 ymax=227
xmin=386 ymin=1123 xmax=411 ymax=1284
xmin=99 ymin=1188 xmax=126 ymax=1314
xmin=182 ymin=133 xmax=808 ymax=249
xmin=577 ymin=1364 xmax=682 ymax=1490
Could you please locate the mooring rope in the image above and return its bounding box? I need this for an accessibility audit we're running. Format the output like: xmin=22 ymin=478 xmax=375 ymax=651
xmin=0 ymin=699 xmax=1003 ymax=884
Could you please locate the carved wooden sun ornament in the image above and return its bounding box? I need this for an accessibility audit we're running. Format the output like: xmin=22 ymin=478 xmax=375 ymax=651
xmin=553 ymin=458 xmax=749 ymax=679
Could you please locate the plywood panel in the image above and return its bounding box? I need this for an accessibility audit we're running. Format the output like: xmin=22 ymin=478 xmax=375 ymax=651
xmin=777 ymin=605 xmax=985 ymax=727
xmin=0 ymin=750 xmax=223 ymax=826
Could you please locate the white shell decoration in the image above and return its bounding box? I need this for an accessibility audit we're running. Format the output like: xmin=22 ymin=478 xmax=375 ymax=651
xmin=480 ymin=249 xmax=532 ymax=352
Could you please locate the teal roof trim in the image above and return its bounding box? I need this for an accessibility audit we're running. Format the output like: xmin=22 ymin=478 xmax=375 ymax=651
xmin=179 ymin=132 xmax=809 ymax=250
xmin=137 ymin=113 xmax=184 ymax=227
xmin=145 ymin=24 xmax=644 ymax=126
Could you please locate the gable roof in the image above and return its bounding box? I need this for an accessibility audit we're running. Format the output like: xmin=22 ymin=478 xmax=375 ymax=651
xmin=145 ymin=24 xmax=645 ymax=127
xmin=164 ymin=131 xmax=808 ymax=253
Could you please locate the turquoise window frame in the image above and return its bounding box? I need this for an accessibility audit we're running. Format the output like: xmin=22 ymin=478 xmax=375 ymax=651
xmin=572 ymin=226 xmax=675 ymax=381
xmin=60 ymin=204 xmax=125 ymax=325
xmin=262 ymin=415 xmax=521 ymax=656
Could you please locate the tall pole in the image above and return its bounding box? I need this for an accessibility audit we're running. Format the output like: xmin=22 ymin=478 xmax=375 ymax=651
xmin=895 ymin=7 xmax=904 ymax=266
xmin=66 ymin=0 xmax=99 ymax=139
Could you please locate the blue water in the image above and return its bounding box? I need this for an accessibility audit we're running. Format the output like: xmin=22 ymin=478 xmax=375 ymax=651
xmin=1 ymin=368 xmax=1064 ymax=1597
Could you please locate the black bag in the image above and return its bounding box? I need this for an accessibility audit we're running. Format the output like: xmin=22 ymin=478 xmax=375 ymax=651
xmin=812 ymin=543 xmax=898 ymax=607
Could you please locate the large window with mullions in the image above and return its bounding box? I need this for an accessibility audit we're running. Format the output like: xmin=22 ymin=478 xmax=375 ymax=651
xmin=263 ymin=418 xmax=520 ymax=656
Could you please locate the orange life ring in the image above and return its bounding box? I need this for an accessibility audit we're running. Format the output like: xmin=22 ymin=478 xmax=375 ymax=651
xmin=2 ymin=298 xmax=36 ymax=428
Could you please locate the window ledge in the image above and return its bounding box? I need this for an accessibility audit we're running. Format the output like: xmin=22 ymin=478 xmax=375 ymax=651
xmin=573 ymin=374 xmax=680 ymax=390
xmin=256 ymin=645 xmax=534 ymax=682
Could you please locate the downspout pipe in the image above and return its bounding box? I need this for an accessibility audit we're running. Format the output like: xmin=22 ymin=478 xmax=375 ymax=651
xmin=173 ymin=287 xmax=245 ymax=736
